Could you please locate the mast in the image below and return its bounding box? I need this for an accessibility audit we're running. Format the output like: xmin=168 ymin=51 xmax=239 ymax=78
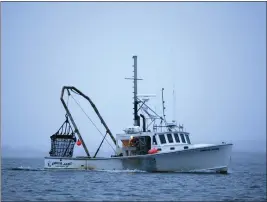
xmin=125 ymin=56 xmax=142 ymax=126
xmin=133 ymin=56 xmax=139 ymax=126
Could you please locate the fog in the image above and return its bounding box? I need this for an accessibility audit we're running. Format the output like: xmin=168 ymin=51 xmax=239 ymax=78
xmin=2 ymin=2 xmax=266 ymax=157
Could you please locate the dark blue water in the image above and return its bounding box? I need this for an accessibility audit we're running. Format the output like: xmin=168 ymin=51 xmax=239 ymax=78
xmin=2 ymin=152 xmax=266 ymax=201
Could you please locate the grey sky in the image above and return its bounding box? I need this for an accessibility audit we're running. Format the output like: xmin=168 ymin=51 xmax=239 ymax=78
xmin=2 ymin=2 xmax=266 ymax=157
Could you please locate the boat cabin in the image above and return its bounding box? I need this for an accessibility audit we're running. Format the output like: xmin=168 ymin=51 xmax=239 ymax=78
xmin=115 ymin=127 xmax=192 ymax=156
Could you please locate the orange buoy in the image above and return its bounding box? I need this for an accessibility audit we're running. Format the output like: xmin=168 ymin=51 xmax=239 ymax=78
xmin=148 ymin=148 xmax=158 ymax=154
xmin=77 ymin=139 xmax=82 ymax=146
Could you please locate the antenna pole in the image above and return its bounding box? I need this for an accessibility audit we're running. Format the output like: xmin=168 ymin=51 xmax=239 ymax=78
xmin=173 ymin=84 xmax=176 ymax=122
xmin=162 ymin=88 xmax=166 ymax=122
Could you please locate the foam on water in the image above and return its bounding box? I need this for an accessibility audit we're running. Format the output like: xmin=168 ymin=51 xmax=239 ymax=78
xmin=6 ymin=166 xmax=147 ymax=173
xmin=9 ymin=166 xmax=44 ymax=171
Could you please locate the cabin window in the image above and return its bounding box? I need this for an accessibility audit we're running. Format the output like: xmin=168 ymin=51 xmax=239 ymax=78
xmin=159 ymin=134 xmax=167 ymax=144
xmin=185 ymin=134 xmax=191 ymax=144
xmin=153 ymin=136 xmax=158 ymax=145
xmin=180 ymin=133 xmax=186 ymax=143
xmin=174 ymin=133 xmax=180 ymax=143
xmin=167 ymin=134 xmax=174 ymax=143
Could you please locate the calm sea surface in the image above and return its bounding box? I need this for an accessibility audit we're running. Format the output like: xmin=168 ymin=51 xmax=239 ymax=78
xmin=1 ymin=151 xmax=266 ymax=201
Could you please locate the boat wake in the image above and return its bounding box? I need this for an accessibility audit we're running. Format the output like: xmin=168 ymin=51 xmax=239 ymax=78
xmin=173 ymin=169 xmax=232 ymax=175
xmin=7 ymin=166 xmax=45 ymax=171
xmin=95 ymin=169 xmax=147 ymax=173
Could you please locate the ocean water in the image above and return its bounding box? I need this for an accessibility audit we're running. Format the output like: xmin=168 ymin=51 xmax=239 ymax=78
xmin=1 ymin=151 xmax=266 ymax=201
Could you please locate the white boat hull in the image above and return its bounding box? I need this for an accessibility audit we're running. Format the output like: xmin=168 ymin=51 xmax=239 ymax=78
xmin=44 ymin=144 xmax=232 ymax=173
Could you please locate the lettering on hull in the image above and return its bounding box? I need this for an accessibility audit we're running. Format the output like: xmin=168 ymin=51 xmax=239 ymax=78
xmin=47 ymin=161 xmax=73 ymax=168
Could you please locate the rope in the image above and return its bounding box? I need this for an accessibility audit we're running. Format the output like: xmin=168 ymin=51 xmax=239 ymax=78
xmin=69 ymin=93 xmax=116 ymax=153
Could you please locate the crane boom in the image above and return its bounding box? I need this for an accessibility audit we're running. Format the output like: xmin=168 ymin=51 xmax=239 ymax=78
xmin=60 ymin=86 xmax=117 ymax=157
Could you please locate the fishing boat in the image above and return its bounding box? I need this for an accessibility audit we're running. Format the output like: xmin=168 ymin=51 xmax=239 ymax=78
xmin=44 ymin=56 xmax=233 ymax=173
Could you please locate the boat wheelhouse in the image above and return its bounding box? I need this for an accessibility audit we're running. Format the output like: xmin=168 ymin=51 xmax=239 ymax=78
xmin=115 ymin=126 xmax=193 ymax=157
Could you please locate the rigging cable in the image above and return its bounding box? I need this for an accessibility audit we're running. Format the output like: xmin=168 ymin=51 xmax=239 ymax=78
xmin=69 ymin=93 xmax=116 ymax=153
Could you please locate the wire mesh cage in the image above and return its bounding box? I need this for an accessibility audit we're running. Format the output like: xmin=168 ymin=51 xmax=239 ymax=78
xmin=49 ymin=116 xmax=77 ymax=157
